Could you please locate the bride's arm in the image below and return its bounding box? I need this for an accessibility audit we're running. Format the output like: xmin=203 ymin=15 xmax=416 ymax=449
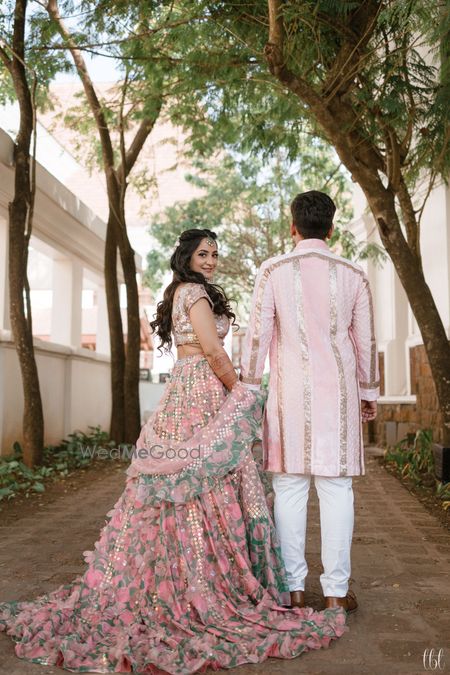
xmin=189 ymin=298 xmax=238 ymax=391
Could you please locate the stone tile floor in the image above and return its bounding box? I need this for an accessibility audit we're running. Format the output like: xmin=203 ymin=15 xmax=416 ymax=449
xmin=0 ymin=450 xmax=448 ymax=674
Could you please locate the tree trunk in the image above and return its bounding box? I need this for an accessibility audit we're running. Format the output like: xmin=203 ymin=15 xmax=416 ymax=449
xmin=120 ymin=240 xmax=141 ymax=443
xmin=104 ymin=217 xmax=125 ymax=443
xmin=9 ymin=193 xmax=44 ymax=466
xmin=100 ymin=169 xmax=141 ymax=444
xmin=356 ymin=183 xmax=450 ymax=446
xmin=106 ymin=187 xmax=141 ymax=445
xmin=6 ymin=0 xmax=44 ymax=465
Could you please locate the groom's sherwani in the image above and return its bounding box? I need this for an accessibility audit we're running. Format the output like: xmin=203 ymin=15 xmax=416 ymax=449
xmin=240 ymin=238 xmax=379 ymax=477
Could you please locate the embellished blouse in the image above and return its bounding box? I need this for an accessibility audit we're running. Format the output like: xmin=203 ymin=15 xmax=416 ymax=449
xmin=172 ymin=283 xmax=230 ymax=347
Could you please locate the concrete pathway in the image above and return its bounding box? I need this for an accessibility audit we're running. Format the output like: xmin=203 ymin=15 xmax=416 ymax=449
xmin=0 ymin=451 xmax=448 ymax=675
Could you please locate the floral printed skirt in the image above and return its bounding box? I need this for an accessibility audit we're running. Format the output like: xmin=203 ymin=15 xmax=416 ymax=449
xmin=0 ymin=355 xmax=346 ymax=674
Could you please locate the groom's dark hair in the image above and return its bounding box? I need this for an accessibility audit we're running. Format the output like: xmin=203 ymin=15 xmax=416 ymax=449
xmin=291 ymin=191 xmax=336 ymax=239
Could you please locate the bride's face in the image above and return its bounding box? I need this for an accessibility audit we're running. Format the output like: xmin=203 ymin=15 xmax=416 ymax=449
xmin=190 ymin=238 xmax=219 ymax=281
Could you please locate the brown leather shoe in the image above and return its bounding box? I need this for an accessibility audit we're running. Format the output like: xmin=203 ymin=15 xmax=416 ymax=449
xmin=324 ymin=590 xmax=358 ymax=613
xmin=290 ymin=590 xmax=305 ymax=608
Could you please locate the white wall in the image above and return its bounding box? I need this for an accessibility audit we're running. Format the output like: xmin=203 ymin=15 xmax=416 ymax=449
xmin=0 ymin=127 xmax=138 ymax=455
xmin=422 ymin=185 xmax=450 ymax=323
xmin=0 ymin=333 xmax=111 ymax=454
xmin=139 ymin=382 xmax=166 ymax=424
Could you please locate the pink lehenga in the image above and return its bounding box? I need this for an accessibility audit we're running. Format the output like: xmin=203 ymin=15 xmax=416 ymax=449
xmin=0 ymin=285 xmax=346 ymax=674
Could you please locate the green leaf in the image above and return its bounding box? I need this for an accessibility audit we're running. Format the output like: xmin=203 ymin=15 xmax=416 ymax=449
xmin=0 ymin=487 xmax=13 ymax=499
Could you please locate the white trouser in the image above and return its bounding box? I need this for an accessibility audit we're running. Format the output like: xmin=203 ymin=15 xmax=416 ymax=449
xmin=272 ymin=473 xmax=354 ymax=598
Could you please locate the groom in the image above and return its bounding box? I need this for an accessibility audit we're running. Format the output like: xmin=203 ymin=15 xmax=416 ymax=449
xmin=239 ymin=190 xmax=379 ymax=612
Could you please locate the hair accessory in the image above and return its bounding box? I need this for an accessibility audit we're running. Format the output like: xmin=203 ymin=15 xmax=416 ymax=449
xmin=206 ymin=238 xmax=215 ymax=247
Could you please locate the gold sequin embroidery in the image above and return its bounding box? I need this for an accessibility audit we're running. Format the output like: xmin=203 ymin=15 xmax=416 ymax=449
xmin=349 ymin=337 xmax=364 ymax=473
xmin=239 ymin=454 xmax=269 ymax=519
xmin=100 ymin=499 xmax=135 ymax=591
xmin=292 ymin=257 xmax=312 ymax=473
xmin=329 ymin=260 xmax=348 ymax=475
xmin=363 ymin=277 xmax=378 ymax=386
xmin=247 ymin=267 xmax=272 ymax=379
xmin=275 ymin=312 xmax=287 ymax=472
xmin=172 ymin=283 xmax=229 ymax=347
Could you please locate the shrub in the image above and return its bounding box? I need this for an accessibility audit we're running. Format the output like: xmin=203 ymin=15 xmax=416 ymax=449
xmin=0 ymin=426 xmax=117 ymax=501
xmin=383 ymin=429 xmax=450 ymax=510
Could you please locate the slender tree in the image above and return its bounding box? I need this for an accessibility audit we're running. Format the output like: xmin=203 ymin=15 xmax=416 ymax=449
xmin=45 ymin=0 xmax=164 ymax=443
xmin=0 ymin=0 xmax=44 ymax=465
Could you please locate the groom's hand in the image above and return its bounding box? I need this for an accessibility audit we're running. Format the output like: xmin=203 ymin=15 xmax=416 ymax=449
xmin=361 ymin=400 xmax=377 ymax=423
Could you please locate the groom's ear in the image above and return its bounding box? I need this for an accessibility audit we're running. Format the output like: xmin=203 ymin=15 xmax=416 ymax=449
xmin=290 ymin=222 xmax=297 ymax=237
xmin=326 ymin=224 xmax=334 ymax=239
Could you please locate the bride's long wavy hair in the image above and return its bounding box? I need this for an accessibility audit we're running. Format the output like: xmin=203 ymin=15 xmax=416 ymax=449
xmin=150 ymin=228 xmax=236 ymax=353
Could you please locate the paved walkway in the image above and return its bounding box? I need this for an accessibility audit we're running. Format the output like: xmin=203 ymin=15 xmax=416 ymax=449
xmin=0 ymin=451 xmax=448 ymax=675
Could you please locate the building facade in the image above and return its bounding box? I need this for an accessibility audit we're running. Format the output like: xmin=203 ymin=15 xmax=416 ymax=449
xmin=0 ymin=127 xmax=144 ymax=453
xmin=349 ymin=183 xmax=450 ymax=446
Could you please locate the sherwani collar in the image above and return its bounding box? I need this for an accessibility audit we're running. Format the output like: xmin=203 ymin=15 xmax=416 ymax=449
xmin=293 ymin=238 xmax=330 ymax=251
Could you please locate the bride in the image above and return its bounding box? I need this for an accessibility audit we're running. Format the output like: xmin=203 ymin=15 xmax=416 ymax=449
xmin=0 ymin=228 xmax=345 ymax=674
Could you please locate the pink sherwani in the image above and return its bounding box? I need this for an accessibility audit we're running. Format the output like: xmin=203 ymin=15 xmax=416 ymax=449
xmin=240 ymin=239 xmax=380 ymax=477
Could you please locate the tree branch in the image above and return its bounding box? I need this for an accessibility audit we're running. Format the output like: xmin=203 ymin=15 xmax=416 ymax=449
xmin=46 ymin=0 xmax=116 ymax=173
xmin=321 ymin=0 xmax=382 ymax=102
xmin=118 ymin=68 xmax=129 ymax=222
xmin=119 ymin=98 xmax=163 ymax=179
xmin=265 ymin=0 xmax=328 ymax=111
xmin=32 ymin=5 xmax=203 ymax=50
xmin=0 ymin=41 xmax=12 ymax=69
xmin=386 ymin=126 xmax=401 ymax=192
xmin=267 ymin=0 xmax=284 ymax=50
xmin=397 ymin=175 xmax=420 ymax=262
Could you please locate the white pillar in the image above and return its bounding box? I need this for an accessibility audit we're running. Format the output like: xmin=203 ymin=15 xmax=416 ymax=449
xmin=384 ymin=270 xmax=409 ymax=396
xmin=51 ymin=258 xmax=82 ymax=347
xmin=96 ymin=285 xmax=110 ymax=356
xmin=0 ymin=210 xmax=10 ymax=331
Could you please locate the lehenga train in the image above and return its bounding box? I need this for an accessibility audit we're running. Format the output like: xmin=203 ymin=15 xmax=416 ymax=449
xmin=0 ymin=355 xmax=346 ymax=674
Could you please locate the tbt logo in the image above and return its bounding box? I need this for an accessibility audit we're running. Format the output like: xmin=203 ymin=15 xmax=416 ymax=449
xmin=423 ymin=649 xmax=445 ymax=671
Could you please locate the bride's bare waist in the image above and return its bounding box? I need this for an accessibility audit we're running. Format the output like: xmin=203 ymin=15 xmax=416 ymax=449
xmin=176 ymin=346 xmax=205 ymax=359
